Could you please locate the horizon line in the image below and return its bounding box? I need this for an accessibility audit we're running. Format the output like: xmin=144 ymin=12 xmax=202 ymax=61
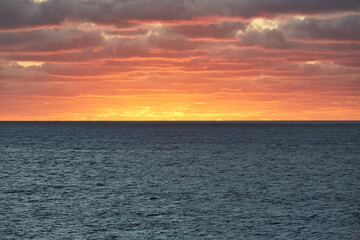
xmin=1 ymin=120 xmax=359 ymax=122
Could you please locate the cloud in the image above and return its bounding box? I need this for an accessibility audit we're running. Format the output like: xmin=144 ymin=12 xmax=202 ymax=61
xmin=281 ymin=14 xmax=360 ymax=41
xmin=0 ymin=27 xmax=103 ymax=52
xmin=234 ymin=15 xmax=360 ymax=50
xmin=169 ymin=21 xmax=247 ymax=39
xmin=1 ymin=0 xmax=359 ymax=120
xmin=0 ymin=0 xmax=69 ymax=29
xmin=239 ymin=29 xmax=290 ymax=49
xmin=0 ymin=0 xmax=359 ymax=29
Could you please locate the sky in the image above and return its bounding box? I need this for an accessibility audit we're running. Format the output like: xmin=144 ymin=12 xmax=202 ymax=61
xmin=0 ymin=0 xmax=359 ymax=120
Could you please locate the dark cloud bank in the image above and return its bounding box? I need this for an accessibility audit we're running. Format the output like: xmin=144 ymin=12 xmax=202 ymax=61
xmin=0 ymin=0 xmax=359 ymax=29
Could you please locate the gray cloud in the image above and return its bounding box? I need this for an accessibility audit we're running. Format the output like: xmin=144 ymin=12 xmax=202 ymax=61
xmin=170 ymin=21 xmax=246 ymax=39
xmin=0 ymin=0 xmax=69 ymax=29
xmin=1 ymin=0 xmax=359 ymax=29
xmin=240 ymin=29 xmax=291 ymax=49
xmin=0 ymin=28 xmax=103 ymax=51
xmin=281 ymin=14 xmax=360 ymax=41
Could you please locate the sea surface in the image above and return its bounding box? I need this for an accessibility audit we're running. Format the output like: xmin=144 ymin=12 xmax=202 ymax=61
xmin=0 ymin=121 xmax=359 ymax=239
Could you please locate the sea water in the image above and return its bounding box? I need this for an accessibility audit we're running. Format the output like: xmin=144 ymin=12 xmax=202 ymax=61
xmin=1 ymin=121 xmax=359 ymax=239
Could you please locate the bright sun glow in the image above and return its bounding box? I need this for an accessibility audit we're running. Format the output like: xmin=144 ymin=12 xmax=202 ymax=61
xmin=248 ymin=18 xmax=280 ymax=31
xmin=33 ymin=0 xmax=49 ymax=3
xmin=306 ymin=61 xmax=321 ymax=65
xmin=16 ymin=61 xmax=44 ymax=67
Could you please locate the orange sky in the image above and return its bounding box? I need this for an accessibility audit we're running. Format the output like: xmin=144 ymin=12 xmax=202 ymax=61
xmin=0 ymin=0 xmax=359 ymax=120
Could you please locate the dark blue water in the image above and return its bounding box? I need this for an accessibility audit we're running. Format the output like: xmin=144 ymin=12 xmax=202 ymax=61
xmin=1 ymin=121 xmax=359 ymax=239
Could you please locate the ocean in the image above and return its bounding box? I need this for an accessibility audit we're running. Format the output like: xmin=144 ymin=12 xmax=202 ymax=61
xmin=1 ymin=121 xmax=359 ymax=239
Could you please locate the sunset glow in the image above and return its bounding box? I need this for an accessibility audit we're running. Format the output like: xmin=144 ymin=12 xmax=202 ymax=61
xmin=1 ymin=0 xmax=359 ymax=120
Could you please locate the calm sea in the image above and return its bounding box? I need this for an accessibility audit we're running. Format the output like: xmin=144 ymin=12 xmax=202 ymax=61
xmin=1 ymin=121 xmax=359 ymax=239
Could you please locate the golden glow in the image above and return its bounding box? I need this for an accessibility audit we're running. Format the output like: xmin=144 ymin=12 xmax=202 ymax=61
xmin=306 ymin=61 xmax=321 ymax=64
xmin=2 ymin=91 xmax=359 ymax=121
xmin=33 ymin=0 xmax=48 ymax=3
xmin=16 ymin=61 xmax=44 ymax=67
xmin=1 ymin=13 xmax=359 ymax=121
xmin=247 ymin=18 xmax=280 ymax=31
